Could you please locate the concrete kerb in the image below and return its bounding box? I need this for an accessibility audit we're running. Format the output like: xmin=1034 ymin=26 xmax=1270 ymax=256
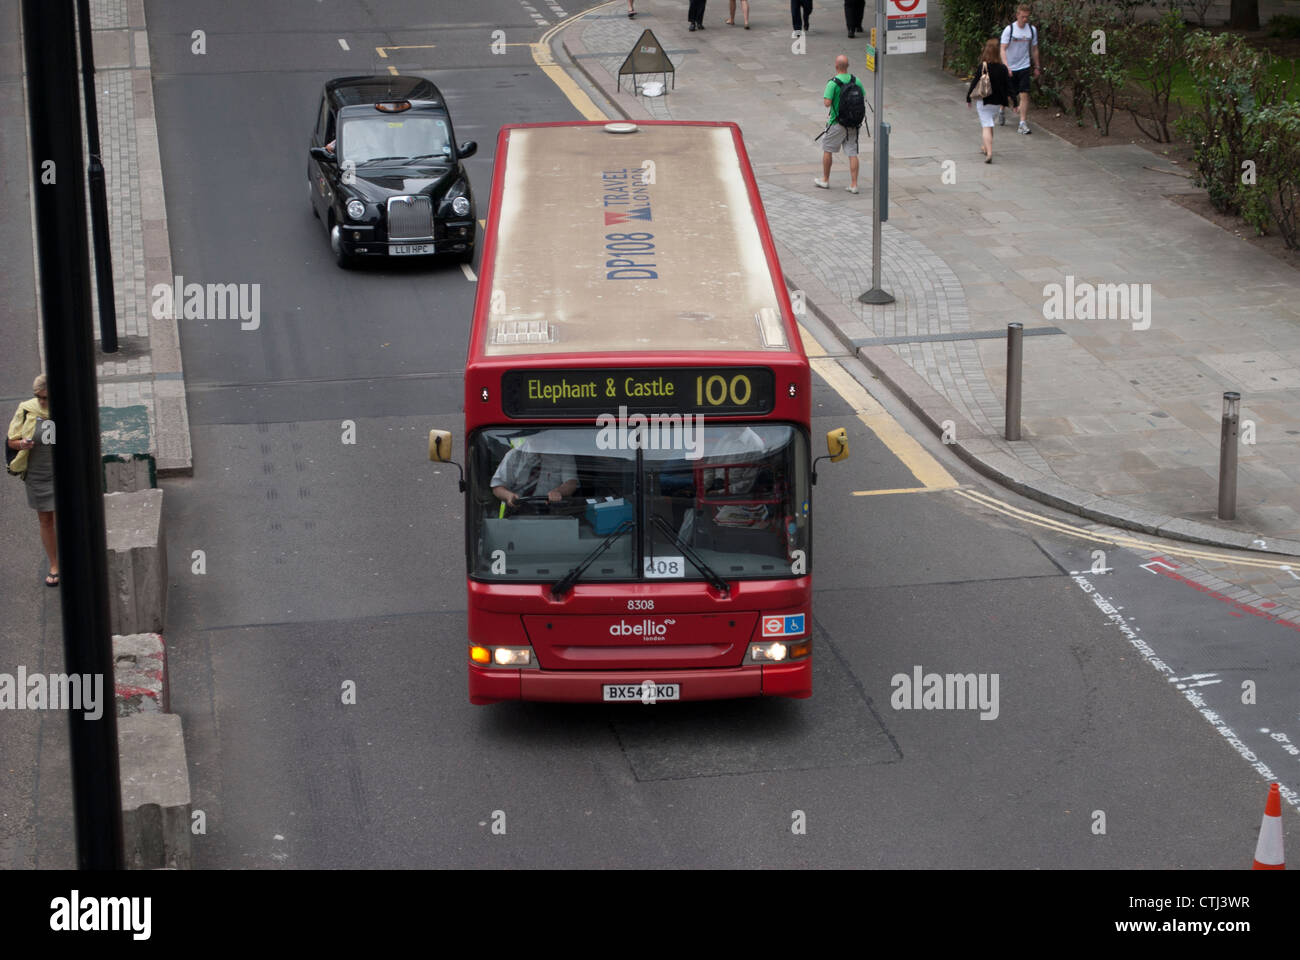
xmin=552 ymin=14 xmax=1300 ymax=560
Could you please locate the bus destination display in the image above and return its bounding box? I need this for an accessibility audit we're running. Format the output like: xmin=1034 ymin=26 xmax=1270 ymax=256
xmin=501 ymin=367 xmax=775 ymax=418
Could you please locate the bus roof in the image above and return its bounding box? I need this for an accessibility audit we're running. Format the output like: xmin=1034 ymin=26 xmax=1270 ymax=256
xmin=475 ymin=122 xmax=798 ymax=359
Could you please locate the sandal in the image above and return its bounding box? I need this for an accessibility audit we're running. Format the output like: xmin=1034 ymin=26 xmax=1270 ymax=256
xmin=45 ymin=572 xmax=59 ymax=587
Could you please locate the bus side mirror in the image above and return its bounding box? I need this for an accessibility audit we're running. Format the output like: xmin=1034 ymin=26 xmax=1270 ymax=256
xmin=826 ymin=428 xmax=849 ymax=462
xmin=428 ymin=429 xmax=466 ymax=491
xmin=429 ymin=429 xmax=454 ymax=462
xmin=812 ymin=428 xmax=848 ymax=485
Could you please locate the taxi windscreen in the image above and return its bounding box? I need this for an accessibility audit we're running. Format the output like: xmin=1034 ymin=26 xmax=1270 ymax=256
xmin=340 ymin=115 xmax=450 ymax=164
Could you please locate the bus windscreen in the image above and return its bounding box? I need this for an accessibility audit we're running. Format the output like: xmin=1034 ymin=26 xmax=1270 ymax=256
xmin=468 ymin=424 xmax=810 ymax=584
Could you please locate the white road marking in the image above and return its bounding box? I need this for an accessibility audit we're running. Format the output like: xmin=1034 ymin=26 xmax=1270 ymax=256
xmin=1140 ymin=559 xmax=1178 ymax=575
xmin=460 ymin=263 xmax=477 ymax=282
xmin=338 ymin=38 xmax=350 ymax=51
xmin=1281 ymin=564 xmax=1300 ymax=581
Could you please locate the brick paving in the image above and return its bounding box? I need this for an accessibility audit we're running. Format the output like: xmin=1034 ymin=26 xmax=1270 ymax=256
xmin=82 ymin=0 xmax=191 ymax=475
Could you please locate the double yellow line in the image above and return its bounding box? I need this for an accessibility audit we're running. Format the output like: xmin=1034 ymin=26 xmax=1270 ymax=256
xmin=533 ymin=5 xmax=613 ymax=121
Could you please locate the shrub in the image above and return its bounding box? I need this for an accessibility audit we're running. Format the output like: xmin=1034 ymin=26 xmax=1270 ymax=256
xmin=1176 ymin=31 xmax=1273 ymax=213
xmin=943 ymin=0 xmax=1018 ymax=77
xmin=1122 ymin=10 xmax=1185 ymax=142
xmin=1243 ymin=101 xmax=1300 ymax=247
xmin=1266 ymin=14 xmax=1300 ymax=39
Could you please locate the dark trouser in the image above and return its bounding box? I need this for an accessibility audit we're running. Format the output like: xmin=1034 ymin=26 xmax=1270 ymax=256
xmin=791 ymin=0 xmax=812 ymax=30
xmin=688 ymin=0 xmax=707 ymax=24
xmin=844 ymin=0 xmax=865 ymax=31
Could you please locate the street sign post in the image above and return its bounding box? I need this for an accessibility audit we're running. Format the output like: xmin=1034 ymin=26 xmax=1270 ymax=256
xmin=860 ymin=0 xmax=894 ymax=304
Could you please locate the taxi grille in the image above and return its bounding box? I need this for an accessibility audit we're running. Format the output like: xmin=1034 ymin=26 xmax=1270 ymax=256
xmin=386 ymin=196 xmax=434 ymax=241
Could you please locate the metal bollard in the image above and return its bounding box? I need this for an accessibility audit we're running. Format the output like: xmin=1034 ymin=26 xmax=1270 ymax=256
xmin=1218 ymin=391 xmax=1240 ymax=521
xmin=1005 ymin=322 xmax=1023 ymax=441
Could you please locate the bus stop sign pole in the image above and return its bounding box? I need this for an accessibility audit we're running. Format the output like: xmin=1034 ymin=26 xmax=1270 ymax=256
xmin=860 ymin=0 xmax=895 ymax=305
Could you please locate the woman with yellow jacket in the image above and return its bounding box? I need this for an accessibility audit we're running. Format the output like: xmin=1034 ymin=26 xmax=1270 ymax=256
xmin=6 ymin=374 xmax=58 ymax=586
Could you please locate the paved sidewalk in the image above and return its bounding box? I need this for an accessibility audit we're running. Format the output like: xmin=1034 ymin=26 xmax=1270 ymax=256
xmin=561 ymin=0 xmax=1300 ymax=565
xmin=72 ymin=0 xmax=191 ymax=476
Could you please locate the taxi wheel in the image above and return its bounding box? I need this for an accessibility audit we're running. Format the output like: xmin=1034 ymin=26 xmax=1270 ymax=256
xmin=329 ymin=222 xmax=355 ymax=269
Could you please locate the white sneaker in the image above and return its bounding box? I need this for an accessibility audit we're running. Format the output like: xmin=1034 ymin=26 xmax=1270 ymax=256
xmin=813 ymin=178 xmax=829 ymax=189
xmin=1018 ymin=121 xmax=1031 ymax=135
xmin=846 ymin=185 xmax=859 ymax=194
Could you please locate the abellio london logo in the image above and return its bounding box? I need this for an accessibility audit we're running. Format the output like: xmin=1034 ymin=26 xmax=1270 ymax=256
xmin=609 ymin=618 xmax=676 ymax=640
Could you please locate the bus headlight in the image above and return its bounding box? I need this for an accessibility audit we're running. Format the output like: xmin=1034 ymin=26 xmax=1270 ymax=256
xmin=748 ymin=639 xmax=812 ymax=662
xmin=492 ymin=647 xmax=532 ymax=666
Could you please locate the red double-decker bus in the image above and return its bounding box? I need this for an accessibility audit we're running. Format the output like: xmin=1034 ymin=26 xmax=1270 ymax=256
xmin=430 ymin=120 xmax=847 ymax=704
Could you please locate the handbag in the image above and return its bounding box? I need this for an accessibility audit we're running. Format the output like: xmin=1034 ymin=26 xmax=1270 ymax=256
xmin=973 ymin=61 xmax=992 ymax=100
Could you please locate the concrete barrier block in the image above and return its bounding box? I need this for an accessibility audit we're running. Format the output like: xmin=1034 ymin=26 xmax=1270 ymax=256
xmin=113 ymin=633 xmax=168 ymax=716
xmin=118 ymin=712 xmax=192 ymax=870
xmin=104 ymin=489 xmax=167 ymax=636
xmin=103 ymin=453 xmax=157 ymax=493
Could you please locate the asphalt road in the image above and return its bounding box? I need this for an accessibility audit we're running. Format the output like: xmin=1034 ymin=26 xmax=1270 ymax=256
xmin=0 ymin=0 xmax=1293 ymax=870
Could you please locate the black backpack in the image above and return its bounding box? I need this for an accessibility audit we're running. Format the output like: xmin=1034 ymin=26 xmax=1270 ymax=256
xmin=833 ymin=75 xmax=866 ymax=129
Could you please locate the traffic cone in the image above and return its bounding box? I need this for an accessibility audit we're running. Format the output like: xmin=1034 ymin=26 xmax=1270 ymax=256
xmin=1252 ymin=783 xmax=1285 ymax=870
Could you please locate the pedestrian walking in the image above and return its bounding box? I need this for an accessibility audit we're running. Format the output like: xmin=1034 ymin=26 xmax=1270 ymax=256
xmin=966 ymin=39 xmax=1012 ymax=163
xmin=688 ymin=0 xmax=708 ymax=30
xmin=1000 ymin=3 xmax=1040 ymax=134
xmin=726 ymin=0 xmax=750 ymax=28
xmin=814 ymin=54 xmax=866 ymax=192
xmin=627 ymin=0 xmax=636 ymax=17
xmin=791 ymin=0 xmax=813 ymax=34
xmin=844 ymin=0 xmax=865 ymax=38
xmin=6 ymin=374 xmax=58 ymax=586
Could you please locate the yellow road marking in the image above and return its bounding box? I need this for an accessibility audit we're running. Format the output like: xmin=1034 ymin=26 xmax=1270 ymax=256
xmin=810 ymin=357 xmax=957 ymax=491
xmin=374 ymin=45 xmax=437 ymax=58
xmin=952 ymin=487 xmax=1300 ymax=568
xmin=796 ymin=323 xmax=825 ymax=357
xmin=533 ymin=8 xmax=611 ymax=121
xmin=852 ymin=487 xmax=940 ymax=496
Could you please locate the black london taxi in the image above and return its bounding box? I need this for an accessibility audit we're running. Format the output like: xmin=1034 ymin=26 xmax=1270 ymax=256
xmin=308 ymin=75 xmax=477 ymax=268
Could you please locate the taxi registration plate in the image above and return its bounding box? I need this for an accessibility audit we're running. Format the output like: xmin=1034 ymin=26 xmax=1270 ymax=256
xmin=390 ymin=243 xmax=433 ymax=256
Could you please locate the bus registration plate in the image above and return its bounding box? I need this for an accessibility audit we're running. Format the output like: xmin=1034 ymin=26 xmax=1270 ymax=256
xmin=603 ymin=683 xmax=680 ymax=702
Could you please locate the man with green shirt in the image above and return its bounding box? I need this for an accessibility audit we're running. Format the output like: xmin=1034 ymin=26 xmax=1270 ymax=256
xmin=815 ymin=55 xmax=866 ymax=194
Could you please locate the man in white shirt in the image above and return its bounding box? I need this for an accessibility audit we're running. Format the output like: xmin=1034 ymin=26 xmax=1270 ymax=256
xmin=1000 ymin=4 xmax=1040 ymax=135
xmin=491 ymin=438 xmax=578 ymax=508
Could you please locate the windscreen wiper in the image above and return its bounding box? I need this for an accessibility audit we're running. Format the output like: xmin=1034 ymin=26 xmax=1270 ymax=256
xmin=551 ymin=520 xmax=634 ymax=598
xmin=356 ymin=156 xmax=405 ymax=164
xmin=650 ymin=515 xmax=730 ymax=594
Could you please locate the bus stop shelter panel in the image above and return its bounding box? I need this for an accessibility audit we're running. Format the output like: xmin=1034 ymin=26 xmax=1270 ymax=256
xmin=486 ymin=125 xmax=790 ymax=357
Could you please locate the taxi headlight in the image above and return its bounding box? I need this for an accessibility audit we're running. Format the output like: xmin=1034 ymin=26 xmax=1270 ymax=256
xmin=451 ymin=195 xmax=471 ymax=216
xmin=346 ymin=199 xmax=366 ymax=221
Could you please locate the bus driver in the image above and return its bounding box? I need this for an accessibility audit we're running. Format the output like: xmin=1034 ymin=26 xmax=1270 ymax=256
xmin=491 ymin=437 xmax=579 ymax=508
